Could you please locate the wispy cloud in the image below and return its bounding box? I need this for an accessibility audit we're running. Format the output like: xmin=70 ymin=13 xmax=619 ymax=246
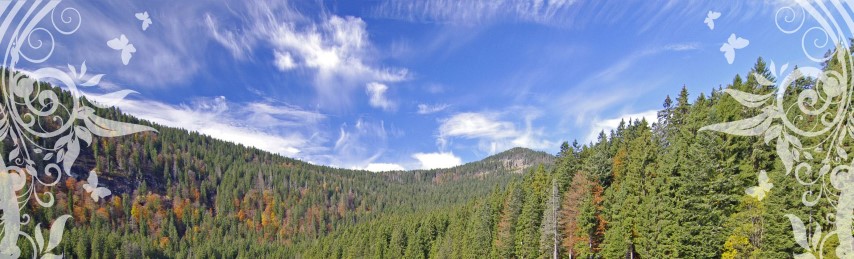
xmin=51 ymin=1 xmax=212 ymax=88
xmin=556 ymin=42 xmax=697 ymax=125
xmin=366 ymin=82 xmax=396 ymax=111
xmin=417 ymin=103 xmax=450 ymax=114
xmin=370 ymin=0 xmax=788 ymax=36
xmin=102 ymin=96 xmax=325 ymax=157
xmin=439 ymin=112 xmax=518 ymax=144
xmin=438 ymin=109 xmax=553 ymax=154
xmin=204 ymin=13 xmax=252 ymax=59
xmin=327 ymin=118 xmax=395 ymax=169
xmin=371 ymin=0 xmax=578 ymax=26
xmin=273 ymin=51 xmax=297 ymax=70
xmin=244 ymin=102 xmax=327 ymax=128
xmin=206 ymin=1 xmax=410 ymax=109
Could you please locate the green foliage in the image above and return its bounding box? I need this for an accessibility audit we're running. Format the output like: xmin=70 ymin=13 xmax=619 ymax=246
xmin=7 ymin=52 xmax=839 ymax=258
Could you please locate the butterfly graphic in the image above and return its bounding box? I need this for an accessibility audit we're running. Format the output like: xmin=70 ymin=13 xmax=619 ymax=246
xmin=704 ymin=10 xmax=721 ymax=30
xmin=746 ymin=170 xmax=773 ymax=201
xmin=135 ymin=11 xmax=152 ymax=31
xmin=82 ymin=171 xmax=112 ymax=202
xmin=720 ymin=33 xmax=749 ymax=64
xmin=107 ymin=34 xmax=136 ymax=65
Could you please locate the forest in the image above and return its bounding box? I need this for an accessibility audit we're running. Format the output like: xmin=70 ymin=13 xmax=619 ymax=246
xmin=5 ymin=46 xmax=850 ymax=258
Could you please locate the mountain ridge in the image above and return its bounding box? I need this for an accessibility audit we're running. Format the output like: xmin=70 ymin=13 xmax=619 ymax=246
xmin=4 ymin=70 xmax=560 ymax=257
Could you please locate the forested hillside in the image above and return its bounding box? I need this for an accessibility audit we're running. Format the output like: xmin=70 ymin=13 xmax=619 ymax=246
xmin=291 ymin=48 xmax=846 ymax=258
xmin=0 ymin=76 xmax=554 ymax=258
xmin=8 ymin=48 xmax=846 ymax=258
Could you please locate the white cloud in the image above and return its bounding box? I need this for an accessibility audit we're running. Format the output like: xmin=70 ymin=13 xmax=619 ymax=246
xmin=440 ymin=113 xmax=518 ymax=140
xmin=265 ymin=14 xmax=410 ymax=100
xmin=364 ymin=163 xmax=406 ymax=172
xmin=93 ymin=95 xmax=327 ymax=158
xmin=372 ymin=0 xmax=788 ymax=31
xmin=663 ymin=43 xmax=700 ymax=51
xmin=328 ymin=118 xmax=393 ymax=169
xmin=412 ymin=152 xmax=462 ymax=170
xmin=204 ymin=13 xmax=252 ymax=59
xmin=206 ymin=2 xmax=410 ymax=108
xmin=191 ymin=95 xmax=229 ymax=113
xmin=274 ymin=51 xmax=297 ymax=70
xmin=417 ymin=103 xmax=450 ymax=114
xmin=511 ymin=117 xmax=555 ymax=151
xmin=366 ymin=82 xmax=395 ymax=111
xmin=243 ymin=102 xmax=326 ymax=128
xmin=372 ymin=0 xmax=578 ymax=26
xmin=438 ymin=111 xmax=553 ymax=154
xmin=584 ymin=110 xmax=658 ymax=143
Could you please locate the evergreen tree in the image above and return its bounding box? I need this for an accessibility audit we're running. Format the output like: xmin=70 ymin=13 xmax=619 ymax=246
xmin=465 ymin=201 xmax=493 ymax=258
xmin=516 ymin=165 xmax=548 ymax=259
xmin=493 ymin=182 xmax=523 ymax=258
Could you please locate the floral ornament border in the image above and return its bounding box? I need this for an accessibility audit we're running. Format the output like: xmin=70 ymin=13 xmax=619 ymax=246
xmin=701 ymin=1 xmax=854 ymax=258
xmin=0 ymin=1 xmax=155 ymax=258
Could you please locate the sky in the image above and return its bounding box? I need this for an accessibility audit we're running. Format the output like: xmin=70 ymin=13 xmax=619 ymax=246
xmin=18 ymin=0 xmax=834 ymax=171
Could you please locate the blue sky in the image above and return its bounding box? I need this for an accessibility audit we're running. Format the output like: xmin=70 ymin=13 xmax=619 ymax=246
xmin=28 ymin=0 xmax=828 ymax=171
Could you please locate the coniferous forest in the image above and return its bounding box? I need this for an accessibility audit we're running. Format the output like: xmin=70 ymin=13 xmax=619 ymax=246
xmin=7 ymin=43 xmax=852 ymax=259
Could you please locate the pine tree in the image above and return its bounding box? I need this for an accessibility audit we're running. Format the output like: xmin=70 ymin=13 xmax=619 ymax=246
xmin=583 ymin=132 xmax=612 ymax=186
xmin=516 ymin=166 xmax=548 ymax=258
xmin=654 ymin=95 xmax=674 ymax=147
xmin=465 ymin=200 xmax=493 ymax=258
xmin=555 ymin=141 xmax=580 ymax=192
xmin=493 ymin=182 xmax=523 ymax=258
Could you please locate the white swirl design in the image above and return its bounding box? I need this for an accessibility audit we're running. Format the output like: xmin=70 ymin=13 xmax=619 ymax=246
xmin=704 ymin=1 xmax=854 ymax=257
xmin=0 ymin=2 xmax=156 ymax=258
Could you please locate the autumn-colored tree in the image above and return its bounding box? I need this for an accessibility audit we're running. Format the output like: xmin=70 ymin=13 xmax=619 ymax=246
xmin=130 ymin=201 xmax=143 ymax=222
xmin=96 ymin=207 xmax=110 ymax=220
xmin=561 ymin=172 xmax=592 ymax=258
xmin=722 ymin=197 xmax=766 ymax=258
xmin=73 ymin=206 xmax=87 ymax=224
xmin=173 ymin=198 xmax=187 ymax=219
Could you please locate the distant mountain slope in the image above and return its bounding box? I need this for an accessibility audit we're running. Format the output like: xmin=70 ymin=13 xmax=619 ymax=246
xmin=474 ymin=147 xmax=555 ymax=173
xmin=397 ymin=147 xmax=555 ymax=184
xmin=4 ymin=71 xmax=556 ymax=258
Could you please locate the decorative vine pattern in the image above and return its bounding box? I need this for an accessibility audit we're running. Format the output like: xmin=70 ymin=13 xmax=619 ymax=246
xmin=0 ymin=1 xmax=155 ymax=258
xmin=702 ymin=1 xmax=854 ymax=258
